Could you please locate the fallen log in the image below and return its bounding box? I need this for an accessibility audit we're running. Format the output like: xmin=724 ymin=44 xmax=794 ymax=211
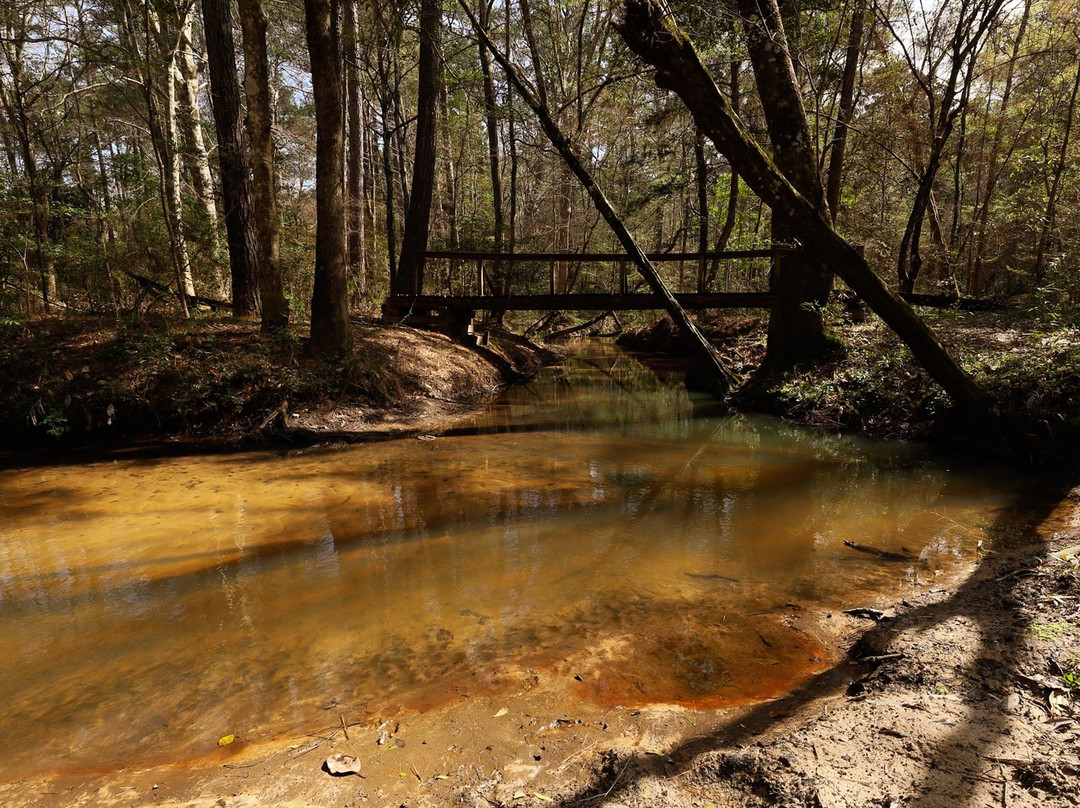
xmin=844 ymin=540 xmax=912 ymax=562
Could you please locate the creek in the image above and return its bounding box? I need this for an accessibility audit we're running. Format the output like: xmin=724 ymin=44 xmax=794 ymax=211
xmin=0 ymin=344 xmax=1028 ymax=779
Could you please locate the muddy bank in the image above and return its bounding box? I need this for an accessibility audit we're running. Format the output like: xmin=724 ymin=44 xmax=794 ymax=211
xmin=0 ymin=315 xmax=560 ymax=457
xmin=617 ymin=311 xmax=1080 ymax=464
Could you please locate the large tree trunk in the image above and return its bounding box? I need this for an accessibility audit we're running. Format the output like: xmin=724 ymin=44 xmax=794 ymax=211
xmin=737 ymin=0 xmax=834 ymax=375
xmin=238 ymin=0 xmax=288 ymax=328
xmin=618 ymin=0 xmax=989 ymax=414
xmin=304 ymin=0 xmax=351 ymax=354
xmin=200 ymin=0 xmax=261 ymax=317
xmin=396 ymin=0 xmax=441 ymax=296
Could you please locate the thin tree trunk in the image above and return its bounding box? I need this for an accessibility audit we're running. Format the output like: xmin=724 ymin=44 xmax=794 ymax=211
xmin=967 ymin=0 xmax=1030 ymax=295
xmin=0 ymin=26 xmax=56 ymax=311
xmin=396 ymin=0 xmax=441 ymax=296
xmin=1032 ymin=55 xmax=1080 ymax=284
xmin=694 ymin=128 xmax=708 ymax=292
xmin=201 ymin=0 xmax=261 ymax=317
xmin=825 ymin=3 xmax=864 ymax=223
xmin=618 ymin=0 xmax=990 ymax=414
xmin=478 ymin=0 xmax=505 ymax=294
xmin=175 ymin=7 xmax=222 ymax=268
xmin=344 ymin=0 xmax=368 ymax=307
xmin=304 ymin=0 xmax=351 ymax=354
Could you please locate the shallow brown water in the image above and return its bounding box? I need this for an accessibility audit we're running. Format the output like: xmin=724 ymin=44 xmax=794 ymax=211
xmin=0 ymin=345 xmax=1022 ymax=780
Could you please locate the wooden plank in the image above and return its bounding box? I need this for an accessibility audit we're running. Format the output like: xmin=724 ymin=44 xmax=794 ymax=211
xmin=418 ymin=249 xmax=788 ymax=262
xmin=384 ymin=292 xmax=776 ymax=312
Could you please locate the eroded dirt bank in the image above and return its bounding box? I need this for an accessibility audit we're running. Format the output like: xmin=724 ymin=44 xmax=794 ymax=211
xmin=0 ymin=315 xmax=559 ymax=457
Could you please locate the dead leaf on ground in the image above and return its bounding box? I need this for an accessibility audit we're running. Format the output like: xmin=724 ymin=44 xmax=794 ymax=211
xmin=324 ymin=753 xmax=362 ymax=776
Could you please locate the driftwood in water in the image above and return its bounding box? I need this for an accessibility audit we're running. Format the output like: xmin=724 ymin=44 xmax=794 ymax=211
xmin=844 ymin=540 xmax=912 ymax=562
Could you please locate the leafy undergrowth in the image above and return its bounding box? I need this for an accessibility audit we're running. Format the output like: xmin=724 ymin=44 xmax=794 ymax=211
xmin=0 ymin=314 xmax=545 ymax=449
xmin=620 ymin=308 xmax=1080 ymax=463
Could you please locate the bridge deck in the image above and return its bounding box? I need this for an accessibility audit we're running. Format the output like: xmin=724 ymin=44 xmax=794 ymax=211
xmin=383 ymin=292 xmax=776 ymax=312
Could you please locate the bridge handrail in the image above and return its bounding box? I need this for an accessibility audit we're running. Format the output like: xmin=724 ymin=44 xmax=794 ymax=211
xmin=417 ymin=248 xmax=795 ymax=263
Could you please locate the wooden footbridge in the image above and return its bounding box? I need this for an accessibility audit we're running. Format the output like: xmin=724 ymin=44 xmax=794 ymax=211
xmin=381 ymin=248 xmax=1006 ymax=343
xmin=381 ymin=248 xmax=783 ymax=340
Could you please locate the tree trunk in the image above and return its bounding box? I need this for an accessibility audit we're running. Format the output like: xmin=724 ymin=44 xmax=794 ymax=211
xmin=737 ymin=0 xmax=834 ymax=374
xmin=1032 ymin=54 xmax=1080 ymax=285
xmin=825 ymin=3 xmax=864 ymax=223
xmin=238 ymin=0 xmax=288 ymax=327
xmin=893 ymin=0 xmax=1007 ymax=294
xmin=694 ymin=129 xmax=708 ymax=292
xmin=396 ymin=0 xmax=441 ymax=296
xmin=618 ymin=0 xmax=989 ymax=414
xmin=343 ymin=0 xmax=368 ymax=308
xmin=478 ymin=0 xmax=505 ymax=295
xmin=1 ymin=23 xmax=57 ymax=311
xmin=967 ymin=0 xmax=1030 ymax=296
xmin=304 ymin=0 xmax=352 ymax=354
xmin=201 ymin=0 xmax=262 ymax=318
xmin=459 ymin=0 xmax=739 ymax=392
xmin=175 ymin=7 xmax=223 ymax=273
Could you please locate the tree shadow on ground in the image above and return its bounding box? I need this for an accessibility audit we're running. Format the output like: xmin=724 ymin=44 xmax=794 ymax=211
xmin=553 ymin=483 xmax=1075 ymax=807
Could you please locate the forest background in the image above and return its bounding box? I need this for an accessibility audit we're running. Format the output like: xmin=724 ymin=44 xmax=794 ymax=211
xmin=1 ymin=0 xmax=1079 ymax=448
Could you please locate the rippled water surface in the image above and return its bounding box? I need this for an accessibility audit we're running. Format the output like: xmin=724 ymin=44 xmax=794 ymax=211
xmin=0 ymin=345 xmax=1023 ymax=779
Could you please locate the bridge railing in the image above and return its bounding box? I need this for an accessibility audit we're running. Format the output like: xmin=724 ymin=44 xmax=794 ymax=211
xmin=417 ymin=248 xmax=796 ymax=298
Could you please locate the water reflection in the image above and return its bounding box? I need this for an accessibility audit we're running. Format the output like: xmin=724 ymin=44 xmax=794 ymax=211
xmin=0 ymin=344 xmax=1018 ymax=779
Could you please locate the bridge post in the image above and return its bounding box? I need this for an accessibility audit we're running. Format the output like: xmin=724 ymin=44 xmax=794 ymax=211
xmin=477 ymin=258 xmax=485 ymax=296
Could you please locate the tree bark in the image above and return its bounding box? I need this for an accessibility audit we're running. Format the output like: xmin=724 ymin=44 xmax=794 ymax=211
xmin=304 ymin=0 xmax=352 ymax=354
xmin=396 ymin=0 xmax=441 ymax=296
xmin=825 ymin=3 xmax=864 ymax=223
xmin=200 ymin=0 xmax=261 ymax=317
xmin=343 ymin=0 xmax=368 ymax=308
xmin=736 ymin=0 xmax=834 ymax=374
xmin=618 ymin=0 xmax=989 ymax=414
xmin=238 ymin=0 xmax=288 ymax=327
xmin=175 ymin=7 xmax=222 ymax=271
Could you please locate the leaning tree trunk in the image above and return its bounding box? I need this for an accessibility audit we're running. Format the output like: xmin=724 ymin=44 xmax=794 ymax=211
xmin=618 ymin=0 xmax=989 ymax=415
xmin=459 ymin=0 xmax=739 ymax=393
xmin=304 ymin=0 xmax=351 ymax=355
xmin=200 ymin=0 xmax=260 ymax=317
xmin=238 ymin=0 xmax=288 ymax=328
xmin=737 ymin=0 xmax=834 ymax=375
